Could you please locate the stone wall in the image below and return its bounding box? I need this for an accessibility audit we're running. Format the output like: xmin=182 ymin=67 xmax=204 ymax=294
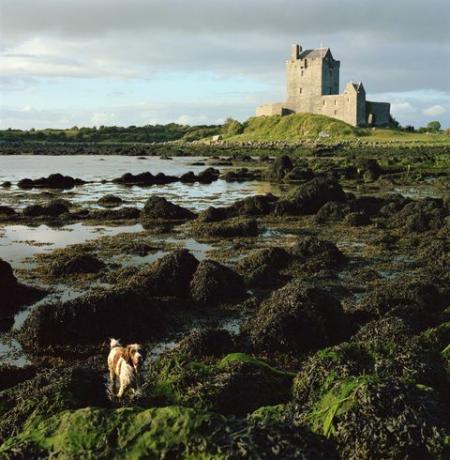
xmin=366 ymin=101 xmax=391 ymax=126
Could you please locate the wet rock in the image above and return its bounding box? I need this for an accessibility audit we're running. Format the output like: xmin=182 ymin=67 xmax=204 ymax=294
xmin=193 ymin=217 xmax=258 ymax=238
xmin=230 ymin=194 xmax=278 ymax=217
xmin=275 ymin=177 xmax=346 ymax=215
xmin=290 ymin=235 xmax=345 ymax=270
xmin=0 ymin=259 xmax=45 ymax=321
xmin=88 ymin=206 xmax=140 ymax=220
xmin=197 ymin=206 xmax=231 ymax=222
xmin=0 ymin=205 xmax=16 ymax=216
xmin=48 ymin=253 xmax=105 ymax=276
xmin=190 ymin=260 xmax=246 ymax=307
xmin=176 ymin=328 xmax=235 ymax=359
xmin=222 ymin=168 xmax=260 ymax=182
xmin=97 ymin=194 xmax=123 ymax=207
xmin=343 ymin=211 xmax=371 ymax=227
xmin=130 ymin=249 xmax=199 ymax=298
xmin=269 ymin=155 xmax=293 ymax=180
xmin=356 ymin=279 xmax=446 ymax=325
xmin=238 ymin=247 xmax=291 ymax=288
xmin=142 ymin=196 xmax=196 ymax=220
xmin=179 ymin=171 xmax=197 ymax=183
xmin=315 ymin=201 xmax=350 ymax=224
xmin=284 ymin=166 xmax=314 ymax=182
xmin=249 ymin=282 xmax=348 ymax=353
xmin=17 ymin=173 xmax=85 ymax=189
xmin=112 ymin=171 xmax=178 ymax=186
xmin=0 ymin=365 xmax=36 ymax=391
xmin=197 ymin=167 xmax=220 ymax=184
xmin=356 ymin=158 xmax=382 ymax=181
xmin=18 ymin=287 xmax=181 ymax=347
xmin=22 ymin=201 xmax=69 ymax=217
xmin=1 ymin=181 xmax=11 ymax=188
xmin=329 ymin=378 xmax=449 ymax=459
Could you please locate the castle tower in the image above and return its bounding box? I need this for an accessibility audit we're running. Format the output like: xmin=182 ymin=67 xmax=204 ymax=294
xmin=286 ymin=44 xmax=340 ymax=107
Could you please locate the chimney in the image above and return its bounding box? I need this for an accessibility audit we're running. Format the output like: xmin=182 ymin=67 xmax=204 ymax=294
xmin=291 ymin=43 xmax=301 ymax=60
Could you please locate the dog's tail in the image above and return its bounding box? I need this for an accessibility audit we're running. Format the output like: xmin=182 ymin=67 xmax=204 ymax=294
xmin=110 ymin=338 xmax=121 ymax=349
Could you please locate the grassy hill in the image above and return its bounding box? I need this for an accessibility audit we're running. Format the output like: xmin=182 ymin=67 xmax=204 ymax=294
xmin=225 ymin=113 xmax=450 ymax=145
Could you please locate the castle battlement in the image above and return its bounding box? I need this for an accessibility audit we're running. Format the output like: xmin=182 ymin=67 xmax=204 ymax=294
xmin=256 ymin=43 xmax=390 ymax=127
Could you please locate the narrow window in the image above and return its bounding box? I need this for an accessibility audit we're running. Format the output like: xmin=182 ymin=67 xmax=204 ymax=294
xmin=299 ymin=88 xmax=302 ymax=94
xmin=329 ymin=89 xmax=332 ymax=95
xmin=334 ymin=110 xmax=337 ymax=115
xmin=323 ymin=100 xmax=326 ymax=106
xmin=301 ymin=71 xmax=304 ymax=77
xmin=335 ymin=100 xmax=337 ymax=105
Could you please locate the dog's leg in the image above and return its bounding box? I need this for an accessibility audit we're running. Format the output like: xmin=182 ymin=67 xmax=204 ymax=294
xmin=117 ymin=383 xmax=126 ymax=398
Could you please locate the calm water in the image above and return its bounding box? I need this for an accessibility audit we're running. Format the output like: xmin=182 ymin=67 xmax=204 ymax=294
xmin=0 ymin=155 xmax=276 ymax=210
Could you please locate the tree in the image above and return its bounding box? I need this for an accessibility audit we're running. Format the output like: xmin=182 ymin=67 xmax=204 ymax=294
xmin=426 ymin=121 xmax=441 ymax=133
xmin=222 ymin=117 xmax=243 ymax=136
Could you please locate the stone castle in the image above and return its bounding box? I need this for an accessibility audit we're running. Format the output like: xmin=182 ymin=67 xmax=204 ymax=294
xmin=256 ymin=43 xmax=390 ymax=127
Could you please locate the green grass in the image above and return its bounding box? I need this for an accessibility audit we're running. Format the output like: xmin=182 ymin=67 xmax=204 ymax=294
xmin=225 ymin=113 xmax=450 ymax=145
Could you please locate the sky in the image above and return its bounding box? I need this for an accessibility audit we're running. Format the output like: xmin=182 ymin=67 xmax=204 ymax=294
xmin=0 ymin=0 xmax=449 ymax=129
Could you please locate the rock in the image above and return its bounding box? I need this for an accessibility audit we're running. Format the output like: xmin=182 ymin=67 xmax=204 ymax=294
xmin=1 ymin=181 xmax=11 ymax=188
xmin=290 ymin=235 xmax=345 ymax=269
xmin=343 ymin=211 xmax=371 ymax=227
xmin=230 ymin=194 xmax=278 ymax=217
xmin=179 ymin=171 xmax=197 ymax=183
xmin=87 ymin=207 xmax=140 ymax=220
xmin=130 ymin=249 xmax=199 ymax=298
xmin=190 ymin=260 xmax=246 ymax=306
xmin=18 ymin=174 xmax=85 ymax=189
xmin=0 ymin=258 xmax=18 ymax=293
xmin=222 ymin=168 xmax=260 ymax=182
xmin=23 ymin=201 xmax=69 ymax=217
xmin=0 ymin=206 xmax=16 ymax=217
xmin=284 ymin=167 xmax=314 ymax=182
xmin=315 ymin=201 xmax=350 ymax=223
xmin=176 ymin=329 xmax=235 ymax=359
xmin=197 ymin=168 xmax=220 ymax=184
xmin=97 ymin=194 xmax=123 ymax=207
xmin=0 ymin=365 xmax=36 ymax=391
xmin=142 ymin=196 xmax=196 ymax=220
xmin=275 ymin=177 xmax=346 ymax=215
xmin=17 ymin=287 xmax=181 ymax=347
xmin=113 ymin=172 xmax=178 ymax=186
xmin=48 ymin=253 xmax=105 ymax=276
xmin=193 ymin=217 xmax=258 ymax=238
xmin=269 ymin=155 xmax=293 ymax=180
xmin=249 ymin=282 xmax=348 ymax=353
xmin=197 ymin=206 xmax=231 ymax=222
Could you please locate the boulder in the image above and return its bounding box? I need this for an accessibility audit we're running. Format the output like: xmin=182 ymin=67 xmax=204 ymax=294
xmin=249 ymin=282 xmax=348 ymax=353
xmin=190 ymin=260 xmax=246 ymax=306
xmin=48 ymin=254 xmax=105 ymax=276
xmin=142 ymin=196 xmax=196 ymax=220
xmin=290 ymin=235 xmax=345 ymax=269
xmin=97 ymin=195 xmax=123 ymax=207
xmin=176 ymin=328 xmax=235 ymax=359
xmin=193 ymin=217 xmax=258 ymax=238
xmin=18 ymin=174 xmax=85 ymax=189
xmin=269 ymin=155 xmax=293 ymax=180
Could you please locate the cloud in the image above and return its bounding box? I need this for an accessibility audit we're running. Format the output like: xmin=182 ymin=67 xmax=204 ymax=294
xmin=422 ymin=105 xmax=446 ymax=116
xmin=0 ymin=0 xmax=449 ymax=128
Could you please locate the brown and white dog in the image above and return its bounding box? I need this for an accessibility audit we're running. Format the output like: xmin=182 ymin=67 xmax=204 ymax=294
xmin=107 ymin=338 xmax=145 ymax=398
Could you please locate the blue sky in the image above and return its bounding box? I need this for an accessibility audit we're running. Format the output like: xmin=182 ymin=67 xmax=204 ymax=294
xmin=1 ymin=0 xmax=449 ymax=129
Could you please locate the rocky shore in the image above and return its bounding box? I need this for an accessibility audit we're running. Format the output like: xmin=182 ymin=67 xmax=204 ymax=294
xmin=0 ymin=150 xmax=449 ymax=458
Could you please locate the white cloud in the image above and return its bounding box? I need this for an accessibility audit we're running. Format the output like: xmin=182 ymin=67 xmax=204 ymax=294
xmin=422 ymin=105 xmax=446 ymax=116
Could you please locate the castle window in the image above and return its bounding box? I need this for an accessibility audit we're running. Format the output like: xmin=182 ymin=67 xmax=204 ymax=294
xmin=334 ymin=110 xmax=337 ymax=115
xmin=299 ymin=88 xmax=302 ymax=94
xmin=301 ymin=71 xmax=304 ymax=76
xmin=323 ymin=100 xmax=326 ymax=106
xmin=304 ymin=59 xmax=307 ymax=68
xmin=334 ymin=100 xmax=337 ymax=105
xmin=329 ymin=89 xmax=332 ymax=95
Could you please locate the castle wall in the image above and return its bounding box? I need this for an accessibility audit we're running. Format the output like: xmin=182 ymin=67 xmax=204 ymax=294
xmin=286 ymin=58 xmax=323 ymax=104
xmin=366 ymin=101 xmax=390 ymax=126
xmin=256 ymin=103 xmax=290 ymax=117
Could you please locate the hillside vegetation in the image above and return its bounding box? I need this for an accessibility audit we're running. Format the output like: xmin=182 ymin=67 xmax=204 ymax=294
xmin=226 ymin=113 xmax=450 ymax=144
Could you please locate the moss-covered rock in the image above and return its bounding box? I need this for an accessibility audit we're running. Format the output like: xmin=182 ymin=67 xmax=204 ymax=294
xmin=142 ymin=196 xmax=196 ymax=220
xmin=193 ymin=217 xmax=258 ymax=238
xmin=248 ymin=282 xmax=348 ymax=354
xmin=190 ymin=260 xmax=246 ymax=307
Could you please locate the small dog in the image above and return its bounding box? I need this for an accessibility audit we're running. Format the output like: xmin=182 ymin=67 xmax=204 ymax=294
xmin=107 ymin=338 xmax=145 ymax=398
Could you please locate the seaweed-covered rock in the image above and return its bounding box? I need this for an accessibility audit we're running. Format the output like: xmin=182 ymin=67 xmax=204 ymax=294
xmin=87 ymin=207 xmax=140 ymax=220
xmin=275 ymin=177 xmax=346 ymax=215
xmin=190 ymin=260 xmax=246 ymax=307
xmin=229 ymin=194 xmax=278 ymax=217
xmin=23 ymin=201 xmax=69 ymax=217
xmin=18 ymin=174 xmax=85 ymax=189
xmin=176 ymin=329 xmax=235 ymax=359
xmin=237 ymin=247 xmax=291 ymax=288
xmin=197 ymin=206 xmax=231 ymax=223
xmin=48 ymin=253 xmax=105 ymax=276
xmin=17 ymin=287 xmax=180 ymax=347
xmin=324 ymin=378 xmax=449 ymax=459
xmin=290 ymin=235 xmax=345 ymax=270
xmin=193 ymin=217 xmax=258 ymax=238
xmin=249 ymin=282 xmax=348 ymax=353
xmin=142 ymin=196 xmax=196 ymax=220
xmin=343 ymin=211 xmax=370 ymax=227
xmin=130 ymin=249 xmax=199 ymax=298
xmin=0 ymin=365 xmax=36 ymax=391
xmin=197 ymin=167 xmax=220 ymax=184
xmin=315 ymin=201 xmax=350 ymax=223
xmin=112 ymin=171 xmax=178 ymax=186
xmin=0 ymin=205 xmax=16 ymax=217
xmin=269 ymin=155 xmax=293 ymax=180
xmin=356 ymin=279 xmax=446 ymax=324
xmin=222 ymin=168 xmax=260 ymax=182
xmin=285 ymin=167 xmax=314 ymax=182
xmin=97 ymin=194 xmax=123 ymax=207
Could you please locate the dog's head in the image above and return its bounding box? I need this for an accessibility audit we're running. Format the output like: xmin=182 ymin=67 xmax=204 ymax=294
xmin=123 ymin=344 xmax=145 ymax=371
